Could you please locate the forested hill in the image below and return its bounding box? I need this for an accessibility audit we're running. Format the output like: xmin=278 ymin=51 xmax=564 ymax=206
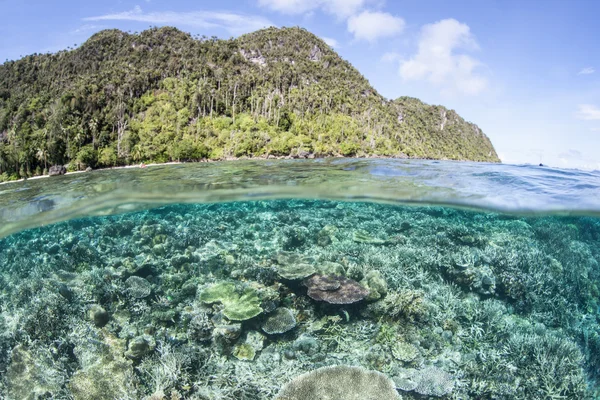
xmin=0 ymin=26 xmax=499 ymax=180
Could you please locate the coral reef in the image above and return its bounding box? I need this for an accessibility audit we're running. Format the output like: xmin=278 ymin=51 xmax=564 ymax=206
xmin=0 ymin=200 xmax=598 ymax=399
xmin=262 ymin=308 xmax=297 ymax=335
xmin=199 ymin=282 xmax=263 ymax=321
xmin=274 ymin=365 xmax=401 ymax=400
xmin=303 ymin=274 xmax=369 ymax=304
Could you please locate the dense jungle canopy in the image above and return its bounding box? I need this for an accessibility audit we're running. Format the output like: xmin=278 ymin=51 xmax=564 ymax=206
xmin=0 ymin=26 xmax=499 ymax=180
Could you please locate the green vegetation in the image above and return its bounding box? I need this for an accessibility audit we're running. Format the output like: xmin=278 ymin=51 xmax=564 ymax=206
xmin=0 ymin=26 xmax=499 ymax=181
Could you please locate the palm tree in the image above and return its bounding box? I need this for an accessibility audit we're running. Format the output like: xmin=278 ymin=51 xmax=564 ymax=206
xmin=36 ymin=147 xmax=48 ymax=171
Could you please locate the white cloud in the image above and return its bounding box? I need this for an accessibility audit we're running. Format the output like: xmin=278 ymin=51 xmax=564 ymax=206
xmin=347 ymin=11 xmax=405 ymax=42
xmin=381 ymin=51 xmax=401 ymax=63
xmin=70 ymin=24 xmax=106 ymax=34
xmin=257 ymin=0 xmax=317 ymax=14
xmin=84 ymin=6 xmax=274 ymax=35
xmin=323 ymin=0 xmax=367 ymax=19
xmin=322 ymin=36 xmax=339 ymax=48
xmin=578 ymin=67 xmax=595 ymax=75
xmin=558 ymin=149 xmax=582 ymax=159
xmin=557 ymin=149 xmax=600 ymax=170
xmin=399 ymin=18 xmax=487 ymax=96
xmin=576 ymin=104 xmax=600 ymax=120
xmin=257 ymin=0 xmax=367 ymax=18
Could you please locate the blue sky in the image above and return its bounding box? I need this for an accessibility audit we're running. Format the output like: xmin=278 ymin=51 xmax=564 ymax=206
xmin=1 ymin=0 xmax=599 ymax=169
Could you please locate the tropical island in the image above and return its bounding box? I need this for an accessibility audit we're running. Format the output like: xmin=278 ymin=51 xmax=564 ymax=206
xmin=0 ymin=26 xmax=499 ymax=181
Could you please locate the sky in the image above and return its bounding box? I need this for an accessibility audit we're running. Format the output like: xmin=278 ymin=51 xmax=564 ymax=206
xmin=1 ymin=0 xmax=599 ymax=170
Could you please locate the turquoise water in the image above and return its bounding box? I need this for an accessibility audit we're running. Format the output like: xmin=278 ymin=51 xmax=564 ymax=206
xmin=1 ymin=159 xmax=600 ymax=399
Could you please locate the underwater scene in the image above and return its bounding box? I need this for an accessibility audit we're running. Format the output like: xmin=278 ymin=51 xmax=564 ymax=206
xmin=1 ymin=160 xmax=600 ymax=400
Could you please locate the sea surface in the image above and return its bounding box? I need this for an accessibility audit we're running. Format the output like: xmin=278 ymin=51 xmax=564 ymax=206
xmin=1 ymin=159 xmax=600 ymax=399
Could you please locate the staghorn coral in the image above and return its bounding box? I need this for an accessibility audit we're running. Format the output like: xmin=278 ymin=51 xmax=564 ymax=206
xmin=368 ymin=289 xmax=429 ymax=322
xmin=274 ymin=365 xmax=401 ymax=400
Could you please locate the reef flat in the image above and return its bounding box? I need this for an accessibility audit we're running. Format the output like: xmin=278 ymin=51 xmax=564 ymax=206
xmin=1 ymin=200 xmax=599 ymax=399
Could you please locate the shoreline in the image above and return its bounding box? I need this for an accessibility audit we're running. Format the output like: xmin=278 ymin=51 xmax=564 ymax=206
xmin=0 ymin=154 xmax=494 ymax=186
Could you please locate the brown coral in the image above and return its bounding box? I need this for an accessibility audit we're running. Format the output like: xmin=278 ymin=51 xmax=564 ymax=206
xmin=303 ymin=274 xmax=369 ymax=304
xmin=275 ymin=365 xmax=401 ymax=400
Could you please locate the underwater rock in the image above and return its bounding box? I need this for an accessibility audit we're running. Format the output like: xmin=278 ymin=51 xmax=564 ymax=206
xmin=199 ymin=282 xmax=263 ymax=321
xmin=88 ymin=304 xmax=109 ymax=328
xmin=274 ymin=365 xmax=401 ymax=400
xmin=360 ymin=270 xmax=388 ymax=301
xmin=262 ymin=307 xmax=297 ymax=335
xmin=353 ymin=230 xmax=389 ymax=245
xmin=125 ymin=276 xmax=152 ymax=298
xmin=303 ymin=274 xmax=369 ymax=304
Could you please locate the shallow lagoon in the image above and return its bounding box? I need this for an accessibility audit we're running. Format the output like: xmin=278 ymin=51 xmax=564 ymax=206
xmin=1 ymin=160 xmax=600 ymax=399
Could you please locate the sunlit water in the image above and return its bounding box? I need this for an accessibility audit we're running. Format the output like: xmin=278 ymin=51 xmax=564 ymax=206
xmin=1 ymin=159 xmax=599 ymax=399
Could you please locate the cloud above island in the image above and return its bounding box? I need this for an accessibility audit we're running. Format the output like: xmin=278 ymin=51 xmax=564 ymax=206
xmin=576 ymin=104 xmax=600 ymax=120
xmin=321 ymin=36 xmax=339 ymax=47
xmin=578 ymin=67 xmax=595 ymax=75
xmin=84 ymin=6 xmax=274 ymax=35
xmin=399 ymin=19 xmax=487 ymax=96
xmin=347 ymin=11 xmax=405 ymax=42
xmin=257 ymin=0 xmax=368 ymax=19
